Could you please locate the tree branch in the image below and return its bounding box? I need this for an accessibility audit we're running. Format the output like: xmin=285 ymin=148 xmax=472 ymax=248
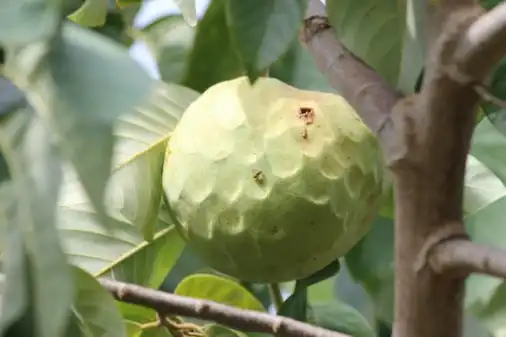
xmin=454 ymin=2 xmax=506 ymax=81
xmin=429 ymin=239 xmax=506 ymax=279
xmin=100 ymin=278 xmax=349 ymax=337
xmin=300 ymin=0 xmax=401 ymax=147
xmin=390 ymin=3 xmax=506 ymax=337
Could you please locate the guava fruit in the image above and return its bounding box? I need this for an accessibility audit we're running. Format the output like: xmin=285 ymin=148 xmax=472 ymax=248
xmin=162 ymin=76 xmax=386 ymax=283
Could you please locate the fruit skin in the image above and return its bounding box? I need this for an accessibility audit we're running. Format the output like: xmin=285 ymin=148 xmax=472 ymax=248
xmin=162 ymin=76 xmax=386 ymax=283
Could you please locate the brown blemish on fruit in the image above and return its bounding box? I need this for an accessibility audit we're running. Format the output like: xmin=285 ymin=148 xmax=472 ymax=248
xmin=252 ymin=169 xmax=265 ymax=185
xmin=302 ymin=127 xmax=308 ymax=140
xmin=298 ymin=107 xmax=315 ymax=125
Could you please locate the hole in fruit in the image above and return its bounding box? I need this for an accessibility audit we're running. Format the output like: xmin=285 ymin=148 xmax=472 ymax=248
xmin=252 ymin=169 xmax=265 ymax=185
xmin=298 ymin=107 xmax=315 ymax=125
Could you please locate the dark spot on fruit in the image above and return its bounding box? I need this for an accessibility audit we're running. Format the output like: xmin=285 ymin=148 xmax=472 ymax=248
xmin=252 ymin=169 xmax=265 ymax=185
xmin=271 ymin=226 xmax=280 ymax=235
xmin=298 ymin=107 xmax=315 ymax=125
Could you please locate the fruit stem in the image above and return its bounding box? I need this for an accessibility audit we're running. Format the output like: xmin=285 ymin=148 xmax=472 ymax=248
xmin=268 ymin=283 xmax=284 ymax=311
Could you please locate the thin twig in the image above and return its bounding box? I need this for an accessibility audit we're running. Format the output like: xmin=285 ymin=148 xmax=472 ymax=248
xmin=429 ymin=239 xmax=506 ymax=279
xmin=300 ymin=0 xmax=401 ymax=142
xmin=100 ymin=278 xmax=349 ymax=337
xmin=474 ymin=84 xmax=506 ymax=109
xmin=269 ymin=283 xmax=284 ymax=311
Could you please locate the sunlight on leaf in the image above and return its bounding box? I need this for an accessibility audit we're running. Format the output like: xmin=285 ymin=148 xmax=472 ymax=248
xmin=57 ymin=81 xmax=198 ymax=288
xmin=464 ymin=155 xmax=506 ymax=215
xmin=69 ymin=0 xmax=109 ymax=27
xmin=4 ymin=22 xmax=155 ymax=231
xmin=471 ymin=117 xmax=506 ymax=184
xmin=173 ymin=0 xmax=198 ymax=27
xmin=175 ymin=273 xmax=265 ymax=311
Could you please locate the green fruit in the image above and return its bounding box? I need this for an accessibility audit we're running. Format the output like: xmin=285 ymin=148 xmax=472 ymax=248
xmin=163 ymin=76 xmax=386 ymax=283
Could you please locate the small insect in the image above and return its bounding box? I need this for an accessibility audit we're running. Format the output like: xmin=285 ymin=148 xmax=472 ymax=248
xmin=252 ymin=169 xmax=266 ymax=185
xmin=298 ymin=107 xmax=315 ymax=125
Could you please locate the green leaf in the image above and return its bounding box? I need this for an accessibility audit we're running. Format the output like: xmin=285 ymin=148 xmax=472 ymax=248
xmin=327 ymin=0 xmax=425 ymax=93
xmin=138 ymin=15 xmax=196 ymax=83
xmin=298 ymin=260 xmax=341 ymax=289
xmin=64 ymin=310 xmax=88 ymax=337
xmin=344 ymin=215 xmax=395 ymax=324
xmin=269 ymin=39 xmax=336 ymax=93
xmin=117 ymin=301 xmax=156 ymax=325
xmin=464 ymin=155 xmax=506 ymax=215
xmin=161 ymin=245 xmax=212 ymax=292
xmin=116 ymin=0 xmax=141 ymax=7
xmin=174 ymin=273 xmax=266 ymax=311
xmin=333 ymin=263 xmax=376 ymax=326
xmin=0 ymin=77 xmax=26 ymax=123
xmin=5 ymin=22 xmax=156 ymax=231
xmin=113 ymin=2 xmax=142 ymax=29
xmin=480 ymin=57 xmax=506 ymax=136
xmin=308 ymin=277 xmax=335 ymax=304
xmin=140 ymin=328 xmax=172 ymax=337
xmin=69 ymin=0 xmax=109 ymax=27
xmin=0 ymin=228 xmax=33 ymax=335
xmin=465 ymin=197 xmax=506 ymax=310
xmin=125 ymin=321 xmax=143 ymax=337
xmin=0 ymin=110 xmax=74 ymax=337
xmin=464 ymin=196 xmax=506 ymax=336
xmin=92 ymin=11 xmax=134 ymax=45
xmin=181 ymin=0 xmax=244 ymax=93
xmin=160 ymin=246 xmax=273 ymax=311
xmin=226 ymin=0 xmax=306 ymax=82
xmin=173 ymin=0 xmax=198 ymax=27
xmin=308 ymin=301 xmax=375 ymax=337
xmin=0 ymin=0 xmax=61 ymax=45
xmin=104 ymin=227 xmax=186 ymax=288
xmin=57 ymin=81 xmax=198 ymax=287
xmin=278 ymin=288 xmax=307 ymax=321
xmin=471 ymin=117 xmax=506 ymax=186
xmin=239 ymin=282 xmax=273 ymax=312
xmin=481 ymin=0 xmax=505 ymax=11
xmin=204 ymin=324 xmax=246 ymax=337
xmin=71 ymin=266 xmax=126 ymax=337
xmin=1 ymin=259 xmax=38 ymax=337
xmin=278 ymin=261 xmax=340 ymax=321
